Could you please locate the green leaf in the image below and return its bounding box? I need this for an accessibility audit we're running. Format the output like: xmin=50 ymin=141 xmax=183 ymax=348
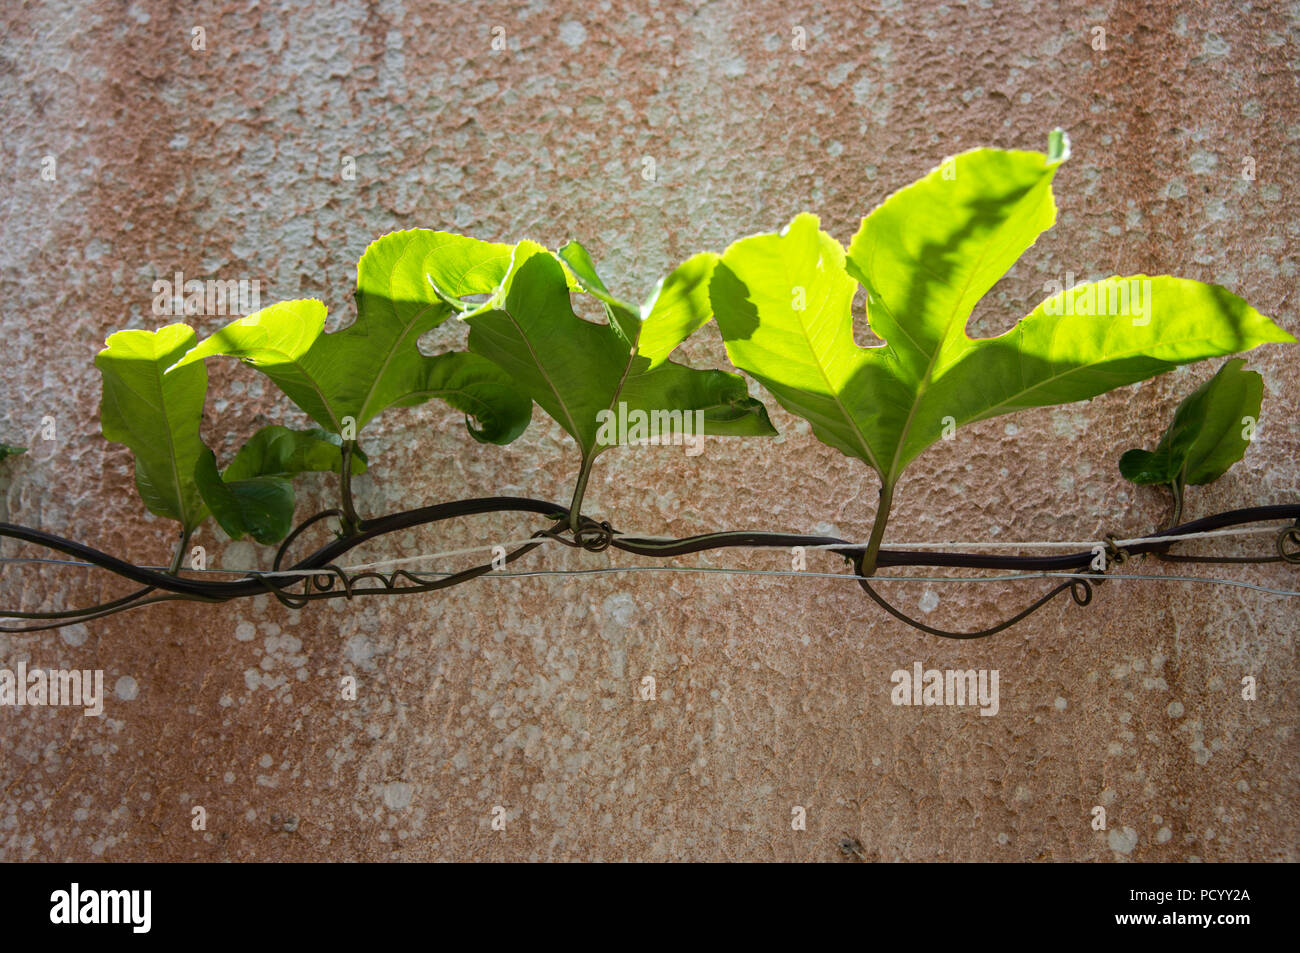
xmin=0 ymin=443 xmax=25 ymax=462
xmin=223 ymin=425 xmax=367 ymax=482
xmin=96 ymin=324 xmax=211 ymax=533
xmin=197 ymin=426 xmax=370 ymax=544
xmin=195 ymin=447 xmax=295 ymax=545
xmin=175 ymin=298 xmax=332 ymax=419
xmin=711 ymin=143 xmax=1294 ymax=494
xmin=557 ymin=240 xmax=642 ymax=346
xmin=638 ymin=251 xmax=722 ymax=369
xmin=175 ymin=230 xmax=533 ymax=444
xmin=452 ymin=240 xmax=775 ymax=461
xmin=555 ymin=243 xmax=720 ymax=366
xmin=1119 ymin=359 xmax=1263 ymax=487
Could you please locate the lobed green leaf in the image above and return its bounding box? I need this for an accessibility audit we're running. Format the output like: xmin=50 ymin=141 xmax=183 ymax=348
xmin=175 ymin=230 xmax=533 ymax=444
xmin=453 ymin=240 xmax=775 ymax=463
xmin=711 ymin=139 xmax=1294 ymax=496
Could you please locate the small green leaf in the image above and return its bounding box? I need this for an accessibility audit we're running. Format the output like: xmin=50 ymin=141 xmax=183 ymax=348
xmin=638 ymin=252 xmax=721 ymax=369
xmin=176 ymin=230 xmax=533 ymax=444
xmin=1046 ymin=127 xmax=1071 ymax=164
xmin=0 ymin=443 xmax=25 ymax=462
xmin=96 ymin=324 xmax=211 ymax=533
xmin=197 ymin=426 xmax=371 ymax=544
xmin=556 ymin=244 xmax=720 ymax=366
xmin=223 ymin=425 xmax=367 ymax=482
xmin=1119 ymin=359 xmax=1263 ymax=487
xmin=195 ymin=447 xmax=295 ymax=545
xmin=176 ymin=299 xmax=335 ymax=425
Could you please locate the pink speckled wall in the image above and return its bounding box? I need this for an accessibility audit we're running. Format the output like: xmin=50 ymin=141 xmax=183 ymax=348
xmin=1 ymin=0 xmax=1296 ymax=861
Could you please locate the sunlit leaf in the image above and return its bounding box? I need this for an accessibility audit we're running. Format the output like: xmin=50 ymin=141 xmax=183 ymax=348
xmin=96 ymin=324 xmax=211 ymax=533
xmin=712 ymin=141 xmax=1293 ymax=491
xmin=175 ymin=230 xmax=533 ymax=444
xmin=452 ymin=240 xmax=775 ymax=462
xmin=556 ymin=240 xmax=641 ymax=346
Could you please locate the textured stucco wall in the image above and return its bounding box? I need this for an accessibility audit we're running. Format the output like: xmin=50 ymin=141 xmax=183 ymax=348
xmin=1 ymin=0 xmax=1296 ymax=861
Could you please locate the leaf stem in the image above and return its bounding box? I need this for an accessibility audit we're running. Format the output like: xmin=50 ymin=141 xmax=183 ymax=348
xmin=340 ymin=441 xmax=362 ymax=536
xmin=167 ymin=529 xmax=192 ymax=576
xmin=568 ymin=452 xmax=597 ymax=535
xmin=859 ymin=481 xmax=894 ymax=577
xmin=1168 ymin=474 xmax=1186 ymax=530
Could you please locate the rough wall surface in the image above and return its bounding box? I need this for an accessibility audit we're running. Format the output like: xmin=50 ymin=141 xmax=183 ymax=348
xmin=1 ymin=0 xmax=1296 ymax=861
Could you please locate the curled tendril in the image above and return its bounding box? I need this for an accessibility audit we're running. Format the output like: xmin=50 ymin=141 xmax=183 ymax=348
xmin=1277 ymin=522 xmax=1300 ymax=564
xmin=574 ymin=519 xmax=615 ymax=552
xmin=532 ymin=515 xmax=613 ymax=552
xmin=1103 ymin=534 xmax=1131 ymax=569
xmin=532 ymin=520 xmax=583 ymax=549
xmin=274 ymin=509 xmax=346 ymax=573
xmin=253 ymin=573 xmax=312 ymax=610
xmin=309 ymin=566 xmax=348 ymax=594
